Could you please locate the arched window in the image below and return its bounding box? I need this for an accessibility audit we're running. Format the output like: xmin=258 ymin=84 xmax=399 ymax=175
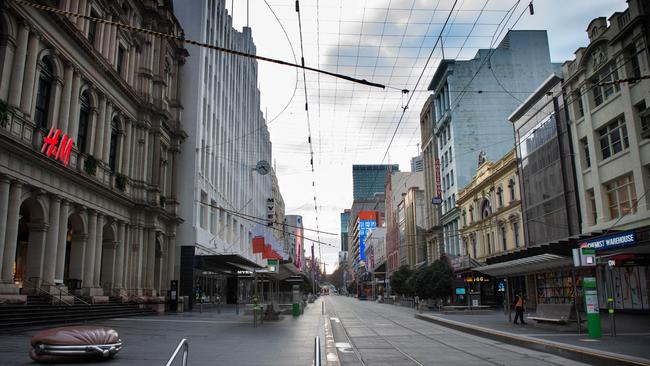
xmin=34 ymin=58 xmax=54 ymax=129
xmin=481 ymin=199 xmax=492 ymax=220
xmin=508 ymin=179 xmax=516 ymax=202
xmin=77 ymin=92 xmax=91 ymax=153
xmin=108 ymin=117 xmax=119 ymax=172
xmin=461 ymin=210 xmax=466 ymax=227
xmin=501 ymin=225 xmax=507 ymax=251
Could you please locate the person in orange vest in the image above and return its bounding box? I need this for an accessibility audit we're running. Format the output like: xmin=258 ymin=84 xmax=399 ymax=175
xmin=512 ymin=291 xmax=526 ymax=325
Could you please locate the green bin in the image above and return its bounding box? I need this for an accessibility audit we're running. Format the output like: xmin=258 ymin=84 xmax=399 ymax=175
xmin=292 ymin=303 xmax=300 ymax=316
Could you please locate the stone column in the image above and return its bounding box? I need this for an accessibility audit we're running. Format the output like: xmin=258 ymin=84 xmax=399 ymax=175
xmin=151 ymin=131 xmax=161 ymax=186
xmin=170 ymin=148 xmax=178 ymax=200
xmin=8 ymin=23 xmax=30 ymax=108
xmin=24 ymin=222 xmax=49 ymax=288
xmin=42 ymin=195 xmax=61 ymax=284
xmin=0 ymin=33 xmax=16 ymax=101
xmin=128 ymin=46 xmax=137 ymax=85
xmin=76 ymin=0 xmax=87 ymax=30
xmin=136 ymin=226 xmax=144 ymax=289
xmin=68 ymin=71 xmax=82 ymax=138
xmin=0 ymin=177 xmax=11 ymax=274
xmin=82 ymin=210 xmax=96 ymax=288
xmin=94 ymin=94 xmax=106 ymax=159
xmin=49 ymin=76 xmax=63 ymax=130
xmin=20 ymin=32 xmax=41 ymax=116
xmin=93 ymin=214 xmax=104 ymax=287
xmin=166 ymin=234 xmax=175 ymax=283
xmin=54 ymin=200 xmax=69 ymax=283
xmin=86 ymin=106 xmax=98 ymax=155
xmin=142 ymin=130 xmax=150 ymax=183
xmin=102 ymin=102 xmax=113 ymax=163
xmin=121 ymin=119 xmax=132 ymax=176
xmin=58 ymin=64 xmax=74 ymax=132
xmin=109 ymin=22 xmax=118 ymax=66
xmin=144 ymin=228 xmax=155 ymax=291
xmin=1 ymin=181 xmax=22 ymax=284
xmin=114 ymin=222 xmax=126 ymax=290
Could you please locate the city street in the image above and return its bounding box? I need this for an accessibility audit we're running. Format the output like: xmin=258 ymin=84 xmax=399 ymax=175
xmin=0 ymin=297 xmax=597 ymax=366
xmin=324 ymin=296 xmax=590 ymax=366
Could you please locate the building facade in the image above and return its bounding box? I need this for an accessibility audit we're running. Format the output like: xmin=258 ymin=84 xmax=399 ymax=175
xmin=0 ymin=0 xmax=186 ymax=300
xmin=419 ymin=95 xmax=443 ymax=263
xmin=410 ymin=155 xmax=423 ymax=172
xmin=425 ymin=30 xmax=560 ymax=258
xmin=175 ymin=0 xmax=272 ymax=272
xmin=340 ymin=209 xmax=350 ymax=252
xmin=562 ymin=0 xmax=650 ymax=311
xmin=509 ymin=74 xmax=581 ymax=249
xmin=457 ymin=149 xmax=523 ymax=305
xmin=404 ymin=187 xmax=426 ymax=267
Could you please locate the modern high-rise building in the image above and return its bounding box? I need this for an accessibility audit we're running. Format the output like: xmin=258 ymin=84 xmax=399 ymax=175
xmin=410 ymin=155 xmax=424 ymax=172
xmin=340 ymin=209 xmax=351 ymax=252
xmin=424 ymin=30 xmax=560 ymax=257
xmin=175 ymin=0 xmax=275 ymax=305
xmin=352 ymin=164 xmax=399 ymax=200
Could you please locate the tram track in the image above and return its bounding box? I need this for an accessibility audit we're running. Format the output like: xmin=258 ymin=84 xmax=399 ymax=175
xmin=331 ymin=297 xmax=578 ymax=366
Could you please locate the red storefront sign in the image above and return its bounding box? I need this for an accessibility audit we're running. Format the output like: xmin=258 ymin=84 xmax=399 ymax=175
xmin=434 ymin=158 xmax=442 ymax=198
xmin=41 ymin=127 xmax=74 ymax=166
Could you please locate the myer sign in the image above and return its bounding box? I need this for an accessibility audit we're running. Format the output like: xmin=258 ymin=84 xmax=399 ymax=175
xmin=579 ymin=231 xmax=636 ymax=251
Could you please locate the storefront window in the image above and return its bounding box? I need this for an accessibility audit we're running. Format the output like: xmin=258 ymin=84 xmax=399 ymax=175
xmin=536 ymin=271 xmax=576 ymax=305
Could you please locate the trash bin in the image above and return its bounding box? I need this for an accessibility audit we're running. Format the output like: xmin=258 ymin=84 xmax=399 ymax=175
xmin=292 ymin=303 xmax=300 ymax=316
xmin=177 ymin=300 xmax=184 ymax=313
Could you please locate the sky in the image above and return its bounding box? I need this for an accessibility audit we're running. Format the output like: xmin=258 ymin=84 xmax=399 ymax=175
xmin=220 ymin=0 xmax=626 ymax=273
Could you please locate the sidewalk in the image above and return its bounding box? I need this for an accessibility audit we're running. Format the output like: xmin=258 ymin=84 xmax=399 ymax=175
xmin=414 ymin=308 xmax=650 ymax=365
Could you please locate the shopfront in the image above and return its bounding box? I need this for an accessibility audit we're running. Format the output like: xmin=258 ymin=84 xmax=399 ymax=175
xmin=579 ymin=228 xmax=650 ymax=312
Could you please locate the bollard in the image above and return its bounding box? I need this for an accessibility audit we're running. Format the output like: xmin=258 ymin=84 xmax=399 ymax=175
xmin=313 ymin=336 xmax=321 ymax=366
xmin=321 ymin=301 xmax=324 ymax=315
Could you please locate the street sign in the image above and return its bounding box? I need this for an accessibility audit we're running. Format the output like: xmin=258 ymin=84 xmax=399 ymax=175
xmin=267 ymin=259 xmax=279 ymax=273
xmin=432 ymin=197 xmax=442 ymax=205
xmin=583 ymin=276 xmax=601 ymax=338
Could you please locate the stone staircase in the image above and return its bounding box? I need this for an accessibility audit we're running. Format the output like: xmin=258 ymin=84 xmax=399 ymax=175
xmin=0 ymin=295 xmax=156 ymax=328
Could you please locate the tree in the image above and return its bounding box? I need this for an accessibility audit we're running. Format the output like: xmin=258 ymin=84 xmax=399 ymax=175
xmin=389 ymin=265 xmax=414 ymax=296
xmin=328 ymin=263 xmax=347 ymax=290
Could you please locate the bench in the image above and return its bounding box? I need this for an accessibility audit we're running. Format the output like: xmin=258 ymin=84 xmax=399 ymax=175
xmin=527 ymin=304 xmax=581 ymax=324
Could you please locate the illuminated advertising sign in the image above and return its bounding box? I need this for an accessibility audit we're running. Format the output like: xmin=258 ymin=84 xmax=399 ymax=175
xmin=358 ymin=211 xmax=378 ymax=261
xmin=434 ymin=158 xmax=442 ymax=199
xmin=42 ymin=126 xmax=74 ymax=166
xmin=295 ymin=226 xmax=302 ymax=271
xmin=579 ymin=231 xmax=635 ymax=251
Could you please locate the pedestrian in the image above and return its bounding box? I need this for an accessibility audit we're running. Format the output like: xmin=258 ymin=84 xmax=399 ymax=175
xmin=512 ymin=291 xmax=526 ymax=325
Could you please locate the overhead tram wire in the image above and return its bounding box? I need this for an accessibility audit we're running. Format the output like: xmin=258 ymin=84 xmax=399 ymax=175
xmin=296 ymin=0 xmax=325 ymax=248
xmin=263 ymin=0 xmax=299 ymax=124
xmin=13 ymin=0 xmax=386 ymax=89
xmin=196 ymin=201 xmax=340 ymax=249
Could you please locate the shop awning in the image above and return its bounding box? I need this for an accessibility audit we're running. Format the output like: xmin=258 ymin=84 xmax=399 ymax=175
xmin=474 ymin=254 xmax=572 ymax=277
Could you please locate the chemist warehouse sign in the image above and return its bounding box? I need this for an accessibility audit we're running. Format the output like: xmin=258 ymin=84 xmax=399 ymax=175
xmin=579 ymin=231 xmax=636 ymax=251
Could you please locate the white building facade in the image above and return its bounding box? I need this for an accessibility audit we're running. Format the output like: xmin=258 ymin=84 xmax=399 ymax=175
xmin=0 ymin=0 xmax=186 ymax=301
xmin=175 ymin=0 xmax=272 ymax=267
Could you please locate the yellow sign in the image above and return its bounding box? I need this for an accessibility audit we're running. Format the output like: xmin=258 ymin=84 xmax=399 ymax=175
xmin=465 ymin=276 xmax=489 ymax=283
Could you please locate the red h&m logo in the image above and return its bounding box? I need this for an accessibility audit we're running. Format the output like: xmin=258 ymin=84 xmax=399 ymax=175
xmin=41 ymin=127 xmax=74 ymax=167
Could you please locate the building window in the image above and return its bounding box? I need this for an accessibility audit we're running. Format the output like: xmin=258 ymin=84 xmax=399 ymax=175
xmin=496 ymin=187 xmax=503 ymax=207
xmin=34 ymin=58 xmax=54 ymax=129
xmin=513 ymin=221 xmax=520 ymax=247
xmin=625 ymin=46 xmax=641 ymax=80
xmin=587 ymin=189 xmax=597 ymax=225
xmin=108 ymin=118 xmax=119 ymax=172
xmin=598 ymin=116 xmax=628 ymax=159
xmin=449 ymin=148 xmax=452 ymax=163
xmin=481 ymin=199 xmax=492 ymax=219
xmin=635 ymin=101 xmax=649 ymax=136
xmin=574 ymin=91 xmax=584 ymax=118
xmin=469 ymin=206 xmax=474 ymax=224
xmin=501 ymin=226 xmax=507 ymax=251
xmin=77 ymin=92 xmax=91 ymax=153
xmin=605 ymin=174 xmax=637 ymax=219
xmin=462 ymin=210 xmax=466 ymax=227
xmin=591 ymin=63 xmax=620 ymax=107
xmin=88 ymin=11 xmax=99 ymax=46
xmin=486 ymin=233 xmax=491 ymax=255
xmin=450 ymin=171 xmax=454 ymax=186
xmin=581 ymin=137 xmax=591 ymax=168
xmin=116 ymin=46 xmax=125 ymax=76
xmin=508 ymin=179 xmax=516 ymax=202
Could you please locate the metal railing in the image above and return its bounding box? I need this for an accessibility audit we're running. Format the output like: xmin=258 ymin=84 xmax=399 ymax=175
xmin=34 ymin=277 xmax=92 ymax=307
xmin=165 ymin=338 xmax=189 ymax=366
xmin=313 ymin=336 xmax=321 ymax=366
